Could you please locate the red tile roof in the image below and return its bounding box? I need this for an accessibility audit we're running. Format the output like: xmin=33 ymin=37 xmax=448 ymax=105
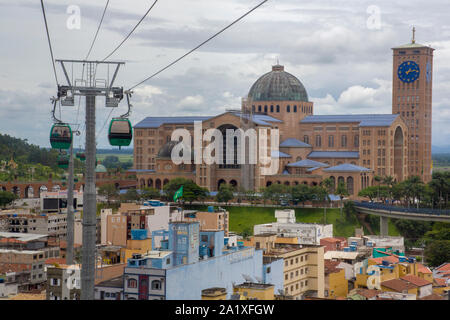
xmin=381 ymin=278 xmax=417 ymax=292
xmin=417 ymin=263 xmax=432 ymax=274
xmin=418 ymin=293 xmax=444 ymax=300
xmin=369 ymin=255 xmax=399 ymax=265
xmin=435 ymin=263 xmax=450 ymax=273
xmin=400 ymin=274 xmax=432 ymax=287
xmin=433 ymin=278 xmax=448 ymax=287
xmin=354 ymin=289 xmax=380 ymax=299
xmin=321 ymin=237 xmax=345 ymax=243
xmin=324 ymin=260 xmax=342 ymax=274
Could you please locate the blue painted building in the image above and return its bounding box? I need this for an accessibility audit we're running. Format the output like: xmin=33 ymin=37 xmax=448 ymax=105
xmin=123 ymin=221 xmax=283 ymax=300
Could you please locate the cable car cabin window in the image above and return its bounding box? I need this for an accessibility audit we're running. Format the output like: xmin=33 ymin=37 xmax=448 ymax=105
xmin=50 ymin=125 xmax=72 ymax=149
xmin=111 ymin=121 xmax=131 ymax=134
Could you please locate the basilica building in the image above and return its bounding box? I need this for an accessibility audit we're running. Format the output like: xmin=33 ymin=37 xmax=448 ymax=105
xmin=133 ymin=35 xmax=433 ymax=199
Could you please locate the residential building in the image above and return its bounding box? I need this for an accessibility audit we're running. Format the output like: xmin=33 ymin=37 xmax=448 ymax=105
xmin=324 ymin=260 xmax=348 ymax=299
xmin=320 ymin=237 xmax=348 ymax=252
xmin=122 ymin=221 xmax=282 ymax=300
xmin=201 ymin=287 xmax=227 ymax=300
xmin=232 ymin=282 xmax=275 ymax=300
xmin=94 ymin=276 xmax=123 ymax=300
xmin=46 ymin=264 xmax=81 ymax=300
xmin=254 ymin=209 xmax=332 ymax=245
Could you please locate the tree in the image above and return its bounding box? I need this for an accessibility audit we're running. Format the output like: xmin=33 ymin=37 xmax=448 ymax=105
xmin=216 ymin=183 xmax=234 ymax=204
xmin=0 ymin=191 xmax=17 ymax=207
xmin=358 ymin=186 xmax=379 ymax=202
xmin=290 ymin=184 xmax=312 ymax=206
xmin=336 ymin=181 xmax=349 ymax=217
xmin=318 ymin=178 xmax=334 ymax=223
xmin=140 ymin=187 xmax=160 ymax=200
xmin=163 ymin=178 xmax=206 ymax=203
xmin=343 ymin=200 xmax=357 ymax=223
xmin=429 ymin=172 xmax=450 ymax=209
xmin=262 ymin=184 xmax=288 ymax=205
xmin=97 ymin=184 xmax=119 ymax=205
xmin=120 ymin=188 xmax=140 ymax=202
xmin=424 ymin=240 xmax=450 ymax=267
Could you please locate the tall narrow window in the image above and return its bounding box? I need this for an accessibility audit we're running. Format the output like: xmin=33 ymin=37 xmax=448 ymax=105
xmin=315 ymin=135 xmax=322 ymax=147
xmin=328 ymin=135 xmax=334 ymax=147
xmin=341 ymin=135 xmax=347 ymax=147
xmin=287 ymin=105 xmax=290 ymax=113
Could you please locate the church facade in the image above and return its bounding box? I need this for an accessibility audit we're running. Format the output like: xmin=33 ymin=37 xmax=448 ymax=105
xmin=133 ymin=35 xmax=433 ymax=199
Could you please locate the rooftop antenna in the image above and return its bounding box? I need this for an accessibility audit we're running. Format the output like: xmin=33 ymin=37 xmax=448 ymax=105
xmin=412 ymin=26 xmax=416 ymax=44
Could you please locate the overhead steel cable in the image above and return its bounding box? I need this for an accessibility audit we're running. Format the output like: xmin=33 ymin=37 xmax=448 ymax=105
xmin=85 ymin=0 xmax=110 ymax=60
xmin=102 ymin=0 xmax=159 ymax=61
xmin=127 ymin=0 xmax=269 ymax=91
xmin=40 ymin=0 xmax=59 ymax=86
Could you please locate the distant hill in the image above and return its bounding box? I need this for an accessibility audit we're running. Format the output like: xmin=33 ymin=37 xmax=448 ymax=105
xmin=432 ymin=145 xmax=450 ymax=154
xmin=0 ymin=133 xmax=59 ymax=168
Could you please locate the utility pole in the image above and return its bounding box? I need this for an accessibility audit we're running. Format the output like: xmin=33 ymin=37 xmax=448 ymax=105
xmin=55 ymin=59 xmax=125 ymax=300
xmin=66 ymin=130 xmax=80 ymax=265
xmin=66 ymin=141 xmax=75 ymax=265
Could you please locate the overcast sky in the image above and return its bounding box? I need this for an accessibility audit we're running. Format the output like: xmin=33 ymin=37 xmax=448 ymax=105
xmin=1 ymin=0 xmax=449 ymax=148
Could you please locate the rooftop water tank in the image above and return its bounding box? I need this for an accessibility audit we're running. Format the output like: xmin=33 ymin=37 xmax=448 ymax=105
xmin=343 ymin=247 xmax=350 ymax=252
xmin=131 ymin=229 xmax=148 ymax=240
xmin=382 ymin=260 xmax=389 ymax=266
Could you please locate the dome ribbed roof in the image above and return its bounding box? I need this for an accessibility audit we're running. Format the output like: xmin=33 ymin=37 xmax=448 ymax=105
xmin=248 ymin=65 xmax=309 ymax=102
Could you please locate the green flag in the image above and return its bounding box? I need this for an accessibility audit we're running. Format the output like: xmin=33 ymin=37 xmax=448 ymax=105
xmin=173 ymin=185 xmax=183 ymax=202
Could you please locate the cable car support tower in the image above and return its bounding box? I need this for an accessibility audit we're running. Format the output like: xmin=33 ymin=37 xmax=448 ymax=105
xmin=54 ymin=59 xmax=128 ymax=300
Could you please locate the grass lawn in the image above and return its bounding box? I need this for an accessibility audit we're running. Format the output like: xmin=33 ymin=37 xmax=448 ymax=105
xmin=97 ymin=153 xmax=134 ymax=163
xmin=185 ymin=205 xmax=400 ymax=238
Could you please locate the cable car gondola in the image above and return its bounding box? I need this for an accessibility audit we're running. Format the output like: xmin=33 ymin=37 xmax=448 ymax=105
xmin=50 ymin=124 xmax=73 ymax=150
xmin=108 ymin=118 xmax=133 ymax=148
xmin=57 ymin=154 xmax=69 ymax=169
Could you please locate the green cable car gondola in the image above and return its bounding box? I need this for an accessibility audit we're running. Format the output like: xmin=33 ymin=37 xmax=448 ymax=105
xmin=76 ymin=152 xmax=86 ymax=161
xmin=50 ymin=124 xmax=73 ymax=150
xmin=57 ymin=154 xmax=69 ymax=169
xmin=108 ymin=118 xmax=133 ymax=148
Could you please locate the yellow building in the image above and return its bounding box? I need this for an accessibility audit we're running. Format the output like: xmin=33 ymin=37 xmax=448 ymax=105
xmin=201 ymin=287 xmax=227 ymax=300
xmin=245 ymin=234 xmax=325 ymax=299
xmin=233 ymin=283 xmax=275 ymax=300
xmin=324 ymin=260 xmax=348 ymax=299
xmin=120 ymin=238 xmax=152 ymax=264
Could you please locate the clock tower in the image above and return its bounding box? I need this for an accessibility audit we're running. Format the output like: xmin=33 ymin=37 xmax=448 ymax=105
xmin=392 ymin=28 xmax=434 ymax=182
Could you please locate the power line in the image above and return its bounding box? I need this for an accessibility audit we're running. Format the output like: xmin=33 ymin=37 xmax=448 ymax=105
xmin=96 ymin=107 xmax=115 ymax=140
xmin=102 ymin=0 xmax=159 ymax=61
xmin=40 ymin=0 xmax=59 ymax=85
xmin=85 ymin=0 xmax=110 ymax=60
xmin=127 ymin=0 xmax=269 ymax=91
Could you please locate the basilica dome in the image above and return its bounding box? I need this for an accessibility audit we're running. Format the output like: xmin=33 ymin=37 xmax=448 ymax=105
xmin=248 ymin=65 xmax=309 ymax=102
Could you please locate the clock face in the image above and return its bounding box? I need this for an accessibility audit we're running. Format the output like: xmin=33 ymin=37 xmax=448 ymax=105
xmin=398 ymin=61 xmax=420 ymax=83
xmin=426 ymin=62 xmax=432 ymax=83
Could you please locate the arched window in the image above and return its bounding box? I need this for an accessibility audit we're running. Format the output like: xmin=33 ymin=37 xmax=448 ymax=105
xmin=151 ymin=280 xmax=161 ymax=290
xmin=128 ymin=279 xmax=137 ymax=288
xmin=287 ymin=105 xmax=290 ymax=112
xmin=294 ymin=105 xmax=297 ymax=112
xmin=347 ymin=177 xmax=354 ymax=195
xmin=304 ymin=135 xmax=309 ymax=144
xmin=328 ymin=135 xmax=334 ymax=147
xmin=264 ymin=105 xmax=268 ymax=113
xmin=276 ymin=105 xmax=280 ymax=112
xmin=316 ymin=135 xmax=322 ymax=147
xmin=258 ymin=105 xmax=262 ymax=112
xmin=354 ymin=135 xmax=359 ymax=147
xmin=270 ymin=105 xmax=274 ymax=112
xmin=341 ymin=135 xmax=347 ymax=147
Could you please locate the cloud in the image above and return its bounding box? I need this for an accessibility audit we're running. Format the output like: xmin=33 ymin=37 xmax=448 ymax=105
xmin=1 ymin=0 xmax=450 ymax=147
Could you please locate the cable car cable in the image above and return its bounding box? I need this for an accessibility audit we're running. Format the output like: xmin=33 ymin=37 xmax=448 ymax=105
xmin=85 ymin=0 xmax=110 ymax=60
xmin=101 ymin=0 xmax=159 ymax=61
xmin=127 ymin=0 xmax=268 ymax=91
xmin=40 ymin=0 xmax=59 ymax=86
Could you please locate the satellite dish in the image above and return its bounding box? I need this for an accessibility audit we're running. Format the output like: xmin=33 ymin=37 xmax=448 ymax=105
xmin=254 ymin=276 xmax=263 ymax=283
xmin=242 ymin=274 xmax=254 ymax=283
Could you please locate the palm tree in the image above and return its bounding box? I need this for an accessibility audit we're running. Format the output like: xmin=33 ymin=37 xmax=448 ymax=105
xmin=336 ymin=181 xmax=349 ymax=217
xmin=319 ymin=178 xmax=334 ymax=223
